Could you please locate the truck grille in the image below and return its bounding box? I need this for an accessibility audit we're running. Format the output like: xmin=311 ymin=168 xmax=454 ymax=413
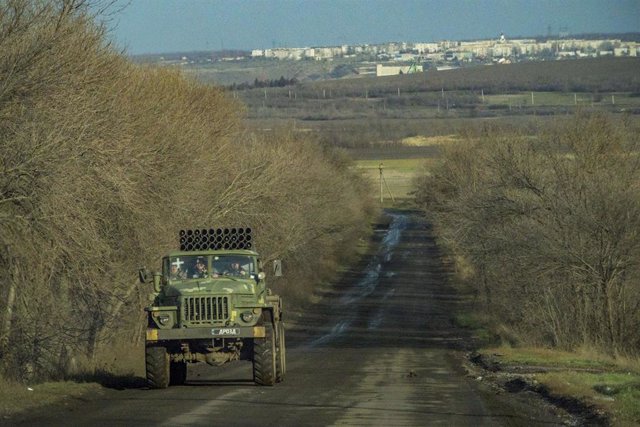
xmin=182 ymin=296 xmax=229 ymax=325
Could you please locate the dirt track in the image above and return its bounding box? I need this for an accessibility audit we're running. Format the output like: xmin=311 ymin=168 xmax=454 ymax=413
xmin=12 ymin=210 xmax=569 ymax=426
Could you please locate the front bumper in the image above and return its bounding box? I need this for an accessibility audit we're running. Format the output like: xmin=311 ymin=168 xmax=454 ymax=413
xmin=146 ymin=326 xmax=265 ymax=342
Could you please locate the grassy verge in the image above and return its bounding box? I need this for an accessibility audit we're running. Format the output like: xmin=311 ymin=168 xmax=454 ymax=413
xmin=0 ymin=340 xmax=146 ymax=418
xmin=455 ymin=310 xmax=640 ymax=424
xmin=536 ymin=371 xmax=640 ymax=424
xmin=0 ymin=376 xmax=103 ymax=418
xmin=479 ymin=346 xmax=640 ymax=425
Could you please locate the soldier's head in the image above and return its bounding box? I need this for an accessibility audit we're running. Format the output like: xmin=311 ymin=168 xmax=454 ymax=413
xmin=195 ymin=258 xmax=206 ymax=271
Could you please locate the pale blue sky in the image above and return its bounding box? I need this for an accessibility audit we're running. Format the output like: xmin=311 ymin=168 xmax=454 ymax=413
xmin=108 ymin=0 xmax=640 ymax=54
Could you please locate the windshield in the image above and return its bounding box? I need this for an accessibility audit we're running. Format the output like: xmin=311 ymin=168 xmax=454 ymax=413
xmin=167 ymin=255 xmax=256 ymax=280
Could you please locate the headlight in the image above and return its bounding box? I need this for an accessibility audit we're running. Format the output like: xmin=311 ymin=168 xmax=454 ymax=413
xmin=152 ymin=311 xmax=175 ymax=329
xmin=240 ymin=311 xmax=255 ymax=323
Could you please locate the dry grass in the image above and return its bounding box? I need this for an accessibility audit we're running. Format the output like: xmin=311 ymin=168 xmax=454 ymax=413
xmin=356 ymin=158 xmax=440 ymax=200
xmin=0 ymin=376 xmax=102 ymax=418
xmin=401 ymin=135 xmax=461 ymax=147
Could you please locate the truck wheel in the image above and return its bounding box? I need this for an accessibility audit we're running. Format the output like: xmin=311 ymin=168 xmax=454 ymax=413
xmin=276 ymin=322 xmax=286 ymax=382
xmin=253 ymin=321 xmax=276 ymax=386
xmin=146 ymin=346 xmax=170 ymax=389
xmin=170 ymin=361 xmax=187 ymax=386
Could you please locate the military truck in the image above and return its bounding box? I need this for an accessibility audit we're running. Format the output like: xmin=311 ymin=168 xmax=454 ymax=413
xmin=139 ymin=227 xmax=285 ymax=388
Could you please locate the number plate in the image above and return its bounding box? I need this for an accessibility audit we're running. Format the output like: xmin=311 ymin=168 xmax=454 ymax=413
xmin=212 ymin=328 xmax=239 ymax=336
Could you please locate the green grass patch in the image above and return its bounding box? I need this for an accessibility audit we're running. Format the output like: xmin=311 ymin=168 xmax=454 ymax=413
xmin=454 ymin=312 xmax=495 ymax=343
xmin=535 ymin=371 xmax=640 ymax=425
xmin=455 ymin=312 xmax=477 ymax=329
xmin=478 ymin=346 xmax=640 ymax=424
xmin=484 ymin=346 xmax=619 ymax=370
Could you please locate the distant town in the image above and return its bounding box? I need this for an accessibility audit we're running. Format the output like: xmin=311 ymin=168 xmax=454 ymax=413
xmin=138 ymin=33 xmax=640 ymax=79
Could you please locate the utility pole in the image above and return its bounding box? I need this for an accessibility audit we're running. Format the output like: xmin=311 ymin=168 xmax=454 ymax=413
xmin=379 ymin=163 xmax=384 ymax=204
xmin=378 ymin=163 xmax=395 ymax=204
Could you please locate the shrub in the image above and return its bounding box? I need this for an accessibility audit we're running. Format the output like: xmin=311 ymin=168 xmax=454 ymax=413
xmin=415 ymin=113 xmax=640 ymax=356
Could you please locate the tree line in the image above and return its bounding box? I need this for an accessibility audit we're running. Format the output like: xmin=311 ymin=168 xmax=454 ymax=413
xmin=229 ymin=76 xmax=299 ymax=91
xmin=414 ymin=113 xmax=640 ymax=356
xmin=0 ymin=0 xmax=376 ymax=381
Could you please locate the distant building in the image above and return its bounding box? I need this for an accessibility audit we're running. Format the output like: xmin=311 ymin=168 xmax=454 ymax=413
xmin=413 ymin=42 xmax=439 ymax=53
xmin=264 ymin=48 xmax=305 ymax=60
xmin=376 ymin=63 xmax=423 ymax=76
xmin=242 ymin=35 xmax=635 ymax=65
xmin=393 ymin=53 xmax=418 ymax=62
xmin=435 ymin=65 xmax=460 ymax=71
xmin=614 ymin=47 xmax=629 ymax=56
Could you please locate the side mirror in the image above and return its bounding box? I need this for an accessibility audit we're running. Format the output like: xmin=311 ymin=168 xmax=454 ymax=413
xmin=252 ymin=271 xmax=266 ymax=283
xmin=138 ymin=267 xmax=149 ymax=284
xmin=153 ymin=271 xmax=162 ymax=293
xmin=273 ymin=260 xmax=282 ymax=277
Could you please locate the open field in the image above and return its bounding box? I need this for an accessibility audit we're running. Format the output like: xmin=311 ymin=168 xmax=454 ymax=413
xmin=355 ymin=158 xmax=438 ymax=201
xmin=210 ymin=58 xmax=640 ymax=164
xmin=186 ymin=57 xmax=640 ymax=95
xmin=354 ymin=135 xmax=460 ymax=201
xmin=484 ymin=91 xmax=640 ymax=108
xmin=233 ymin=58 xmax=640 ymax=150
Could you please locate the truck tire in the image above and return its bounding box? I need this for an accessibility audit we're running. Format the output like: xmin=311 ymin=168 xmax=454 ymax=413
xmin=253 ymin=321 xmax=276 ymax=386
xmin=170 ymin=361 xmax=187 ymax=386
xmin=146 ymin=346 xmax=170 ymax=389
xmin=276 ymin=321 xmax=286 ymax=382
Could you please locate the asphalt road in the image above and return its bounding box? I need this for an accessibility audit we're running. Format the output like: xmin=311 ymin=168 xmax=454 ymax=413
xmin=14 ymin=211 xmax=566 ymax=426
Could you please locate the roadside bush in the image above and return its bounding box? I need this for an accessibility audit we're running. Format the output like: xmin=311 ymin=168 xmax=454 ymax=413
xmin=415 ymin=113 xmax=640 ymax=356
xmin=0 ymin=0 xmax=375 ymax=381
